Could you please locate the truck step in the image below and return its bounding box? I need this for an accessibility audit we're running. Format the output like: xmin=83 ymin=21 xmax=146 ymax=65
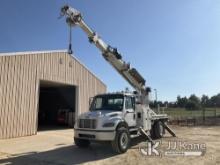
xmin=130 ymin=134 xmax=140 ymax=138
xmin=162 ymin=122 xmax=176 ymax=137
xmin=129 ymin=127 xmax=139 ymax=135
xmin=129 ymin=127 xmax=139 ymax=132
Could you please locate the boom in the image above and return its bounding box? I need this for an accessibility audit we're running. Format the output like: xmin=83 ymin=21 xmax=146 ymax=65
xmin=60 ymin=5 xmax=150 ymax=105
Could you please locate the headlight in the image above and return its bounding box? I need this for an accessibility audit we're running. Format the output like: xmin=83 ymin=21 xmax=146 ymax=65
xmin=103 ymin=122 xmax=115 ymax=127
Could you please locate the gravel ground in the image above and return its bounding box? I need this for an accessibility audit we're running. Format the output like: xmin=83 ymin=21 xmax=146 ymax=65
xmin=0 ymin=125 xmax=219 ymax=165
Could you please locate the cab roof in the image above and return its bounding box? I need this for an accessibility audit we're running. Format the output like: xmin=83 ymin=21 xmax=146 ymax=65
xmin=95 ymin=92 xmax=134 ymax=97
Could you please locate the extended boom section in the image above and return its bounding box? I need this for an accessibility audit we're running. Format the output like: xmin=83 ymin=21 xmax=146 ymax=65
xmin=61 ymin=5 xmax=149 ymax=105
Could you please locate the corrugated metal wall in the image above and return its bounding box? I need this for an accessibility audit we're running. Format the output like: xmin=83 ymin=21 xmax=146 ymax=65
xmin=0 ymin=51 xmax=106 ymax=139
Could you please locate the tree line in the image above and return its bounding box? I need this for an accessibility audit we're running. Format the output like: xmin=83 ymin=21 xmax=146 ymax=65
xmin=150 ymin=93 xmax=220 ymax=110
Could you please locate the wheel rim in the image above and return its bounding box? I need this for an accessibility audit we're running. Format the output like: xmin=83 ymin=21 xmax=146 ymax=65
xmin=120 ymin=132 xmax=128 ymax=150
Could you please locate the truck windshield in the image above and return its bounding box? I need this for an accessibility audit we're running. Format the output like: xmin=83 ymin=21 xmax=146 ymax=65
xmin=90 ymin=95 xmax=124 ymax=111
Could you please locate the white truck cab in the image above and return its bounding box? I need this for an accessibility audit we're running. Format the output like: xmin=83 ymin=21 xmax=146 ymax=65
xmin=74 ymin=93 xmax=135 ymax=140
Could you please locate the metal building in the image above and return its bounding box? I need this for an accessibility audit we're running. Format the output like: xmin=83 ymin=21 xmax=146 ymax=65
xmin=0 ymin=50 xmax=106 ymax=139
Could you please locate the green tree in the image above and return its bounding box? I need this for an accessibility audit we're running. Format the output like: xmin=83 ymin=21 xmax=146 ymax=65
xmin=189 ymin=94 xmax=200 ymax=103
xmin=210 ymin=93 xmax=220 ymax=107
xmin=201 ymin=95 xmax=209 ymax=107
xmin=185 ymin=100 xmax=197 ymax=110
xmin=185 ymin=94 xmax=201 ymax=110
xmin=177 ymin=95 xmax=188 ymax=107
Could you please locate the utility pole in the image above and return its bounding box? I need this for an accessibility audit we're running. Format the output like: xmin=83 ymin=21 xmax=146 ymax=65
xmin=154 ymin=89 xmax=157 ymax=102
xmin=154 ymin=89 xmax=160 ymax=113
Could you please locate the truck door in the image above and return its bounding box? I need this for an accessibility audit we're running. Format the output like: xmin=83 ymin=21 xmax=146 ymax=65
xmin=124 ymin=96 xmax=136 ymax=127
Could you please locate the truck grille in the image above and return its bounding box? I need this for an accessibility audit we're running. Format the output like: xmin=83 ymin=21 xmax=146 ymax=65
xmin=79 ymin=119 xmax=96 ymax=129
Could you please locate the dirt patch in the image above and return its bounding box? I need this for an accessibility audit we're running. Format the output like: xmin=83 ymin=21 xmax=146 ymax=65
xmin=0 ymin=126 xmax=219 ymax=165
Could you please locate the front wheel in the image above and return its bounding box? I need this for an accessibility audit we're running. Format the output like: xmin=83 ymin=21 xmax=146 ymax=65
xmin=74 ymin=137 xmax=90 ymax=148
xmin=111 ymin=127 xmax=130 ymax=154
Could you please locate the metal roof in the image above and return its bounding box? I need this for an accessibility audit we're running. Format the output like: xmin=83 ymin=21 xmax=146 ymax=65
xmin=0 ymin=49 xmax=106 ymax=87
xmin=0 ymin=49 xmax=67 ymax=57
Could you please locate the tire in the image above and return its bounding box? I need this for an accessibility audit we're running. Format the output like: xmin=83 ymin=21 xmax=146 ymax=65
xmin=151 ymin=121 xmax=164 ymax=139
xmin=150 ymin=127 xmax=155 ymax=139
xmin=74 ymin=137 xmax=90 ymax=148
xmin=111 ymin=126 xmax=130 ymax=154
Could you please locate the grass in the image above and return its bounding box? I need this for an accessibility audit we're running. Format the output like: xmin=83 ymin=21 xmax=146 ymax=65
xmin=153 ymin=107 xmax=220 ymax=119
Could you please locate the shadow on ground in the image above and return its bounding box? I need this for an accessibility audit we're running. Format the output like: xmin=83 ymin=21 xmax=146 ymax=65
xmin=0 ymin=137 xmax=146 ymax=165
xmin=0 ymin=143 xmax=116 ymax=165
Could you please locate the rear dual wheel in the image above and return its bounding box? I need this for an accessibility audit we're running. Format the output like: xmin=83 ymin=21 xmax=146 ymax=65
xmin=150 ymin=121 xmax=164 ymax=139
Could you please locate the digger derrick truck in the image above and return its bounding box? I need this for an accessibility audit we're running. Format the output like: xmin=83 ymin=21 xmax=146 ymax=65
xmin=60 ymin=5 xmax=176 ymax=153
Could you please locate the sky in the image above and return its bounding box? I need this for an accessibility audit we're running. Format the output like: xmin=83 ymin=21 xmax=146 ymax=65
xmin=0 ymin=0 xmax=220 ymax=101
